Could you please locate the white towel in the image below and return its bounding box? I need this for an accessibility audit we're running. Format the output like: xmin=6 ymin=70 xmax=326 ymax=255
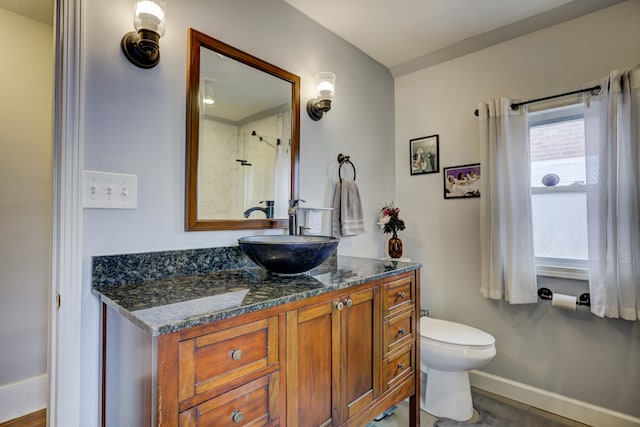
xmin=331 ymin=179 xmax=365 ymax=237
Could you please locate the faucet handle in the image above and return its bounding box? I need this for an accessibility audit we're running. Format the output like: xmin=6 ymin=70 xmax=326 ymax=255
xmin=289 ymin=199 xmax=306 ymax=207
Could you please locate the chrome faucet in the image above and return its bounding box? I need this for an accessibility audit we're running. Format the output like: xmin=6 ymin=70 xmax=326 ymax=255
xmin=288 ymin=199 xmax=305 ymax=234
xmin=243 ymin=200 xmax=274 ymax=219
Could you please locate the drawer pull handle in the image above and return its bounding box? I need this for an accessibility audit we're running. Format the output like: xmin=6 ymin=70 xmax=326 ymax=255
xmin=230 ymin=349 xmax=243 ymax=361
xmin=398 ymin=327 xmax=406 ymax=335
xmin=397 ymin=291 xmax=406 ymax=299
xmin=231 ymin=410 xmax=244 ymax=424
xmin=344 ymin=298 xmax=353 ymax=308
xmin=398 ymin=362 xmax=406 ymax=370
xmin=335 ymin=301 xmax=344 ymax=311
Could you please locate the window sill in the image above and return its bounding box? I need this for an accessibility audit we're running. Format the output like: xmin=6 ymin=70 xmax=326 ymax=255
xmin=536 ymin=264 xmax=588 ymax=281
xmin=531 ymin=183 xmax=586 ymax=194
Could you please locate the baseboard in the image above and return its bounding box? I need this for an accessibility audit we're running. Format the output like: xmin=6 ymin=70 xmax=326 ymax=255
xmin=470 ymin=370 xmax=640 ymax=427
xmin=0 ymin=374 xmax=48 ymax=423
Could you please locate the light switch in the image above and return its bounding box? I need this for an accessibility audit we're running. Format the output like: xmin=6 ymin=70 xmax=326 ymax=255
xmin=83 ymin=170 xmax=137 ymax=209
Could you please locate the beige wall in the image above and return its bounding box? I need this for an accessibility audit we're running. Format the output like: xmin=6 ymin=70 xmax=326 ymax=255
xmin=0 ymin=5 xmax=53 ymax=417
xmin=395 ymin=0 xmax=640 ymax=418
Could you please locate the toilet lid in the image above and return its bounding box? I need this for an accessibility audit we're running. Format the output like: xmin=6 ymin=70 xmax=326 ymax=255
xmin=421 ymin=317 xmax=495 ymax=347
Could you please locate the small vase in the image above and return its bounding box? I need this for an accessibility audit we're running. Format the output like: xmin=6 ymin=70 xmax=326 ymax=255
xmin=388 ymin=233 xmax=403 ymax=259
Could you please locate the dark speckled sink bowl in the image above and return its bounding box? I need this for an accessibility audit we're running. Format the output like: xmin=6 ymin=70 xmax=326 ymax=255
xmin=238 ymin=235 xmax=339 ymax=275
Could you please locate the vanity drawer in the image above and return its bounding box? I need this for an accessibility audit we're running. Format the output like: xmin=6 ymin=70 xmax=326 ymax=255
xmin=382 ymin=276 xmax=414 ymax=317
xmin=179 ymin=316 xmax=279 ymax=403
xmin=383 ymin=309 xmax=414 ymax=355
xmin=179 ymin=372 xmax=280 ymax=427
xmin=383 ymin=344 xmax=414 ymax=391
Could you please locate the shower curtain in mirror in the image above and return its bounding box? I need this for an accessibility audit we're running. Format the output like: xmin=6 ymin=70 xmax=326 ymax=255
xmin=478 ymin=98 xmax=538 ymax=304
xmin=584 ymin=66 xmax=640 ymax=320
xmin=273 ymin=114 xmax=290 ymax=219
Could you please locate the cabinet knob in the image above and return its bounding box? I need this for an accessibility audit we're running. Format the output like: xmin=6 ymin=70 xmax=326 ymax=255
xmin=398 ymin=362 xmax=406 ymax=370
xmin=398 ymin=327 xmax=406 ymax=335
xmin=335 ymin=301 xmax=344 ymax=311
xmin=231 ymin=410 xmax=244 ymax=424
xmin=397 ymin=291 xmax=406 ymax=299
xmin=344 ymin=298 xmax=353 ymax=308
xmin=230 ymin=348 xmax=243 ymax=361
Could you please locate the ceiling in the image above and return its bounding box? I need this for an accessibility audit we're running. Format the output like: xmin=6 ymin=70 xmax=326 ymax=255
xmin=1 ymin=0 xmax=624 ymax=76
xmin=283 ymin=0 xmax=625 ymax=76
xmin=0 ymin=0 xmax=52 ymax=25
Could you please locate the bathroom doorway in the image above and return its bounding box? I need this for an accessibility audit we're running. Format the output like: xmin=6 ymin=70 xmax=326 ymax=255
xmin=0 ymin=0 xmax=54 ymax=423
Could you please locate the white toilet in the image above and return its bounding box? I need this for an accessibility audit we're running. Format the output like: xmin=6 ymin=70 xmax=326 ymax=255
xmin=420 ymin=316 xmax=496 ymax=421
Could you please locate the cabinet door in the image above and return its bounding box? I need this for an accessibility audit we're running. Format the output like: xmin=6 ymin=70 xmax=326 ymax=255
xmin=339 ymin=286 xmax=380 ymax=421
xmin=286 ymin=286 xmax=381 ymax=426
xmin=286 ymin=300 xmax=336 ymax=427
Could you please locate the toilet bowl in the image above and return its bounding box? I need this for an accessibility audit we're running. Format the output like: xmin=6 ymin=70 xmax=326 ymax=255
xmin=420 ymin=316 xmax=496 ymax=421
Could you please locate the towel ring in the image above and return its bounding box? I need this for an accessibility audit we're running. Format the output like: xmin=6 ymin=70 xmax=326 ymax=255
xmin=337 ymin=153 xmax=356 ymax=181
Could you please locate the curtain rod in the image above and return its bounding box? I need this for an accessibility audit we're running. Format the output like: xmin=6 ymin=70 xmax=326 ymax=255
xmin=473 ymin=84 xmax=602 ymax=117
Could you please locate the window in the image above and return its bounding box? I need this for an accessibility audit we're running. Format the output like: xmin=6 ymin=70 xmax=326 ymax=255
xmin=528 ymin=103 xmax=588 ymax=280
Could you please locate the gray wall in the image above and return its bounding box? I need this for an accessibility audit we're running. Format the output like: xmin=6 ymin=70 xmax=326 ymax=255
xmin=0 ymin=8 xmax=52 ymax=388
xmin=395 ymin=1 xmax=640 ymax=418
xmin=80 ymin=0 xmax=395 ymax=424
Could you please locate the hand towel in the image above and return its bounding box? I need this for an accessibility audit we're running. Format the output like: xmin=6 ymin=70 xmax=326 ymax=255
xmin=331 ymin=179 xmax=365 ymax=237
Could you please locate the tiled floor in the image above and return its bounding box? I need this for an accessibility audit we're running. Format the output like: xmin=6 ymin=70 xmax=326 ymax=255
xmin=1 ymin=387 xmax=592 ymax=427
xmin=369 ymin=387 xmax=591 ymax=427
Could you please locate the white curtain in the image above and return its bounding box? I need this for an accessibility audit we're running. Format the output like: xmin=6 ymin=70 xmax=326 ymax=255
xmin=584 ymin=66 xmax=640 ymax=320
xmin=478 ymin=98 xmax=538 ymax=303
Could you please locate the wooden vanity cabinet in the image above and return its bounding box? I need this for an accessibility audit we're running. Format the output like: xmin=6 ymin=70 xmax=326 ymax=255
xmin=103 ymin=269 xmax=419 ymax=427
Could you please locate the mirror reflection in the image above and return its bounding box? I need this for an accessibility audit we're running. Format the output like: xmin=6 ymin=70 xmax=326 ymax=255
xmin=186 ymin=28 xmax=300 ymax=231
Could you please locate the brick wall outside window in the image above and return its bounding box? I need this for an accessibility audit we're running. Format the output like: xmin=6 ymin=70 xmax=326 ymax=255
xmin=530 ymin=119 xmax=584 ymax=161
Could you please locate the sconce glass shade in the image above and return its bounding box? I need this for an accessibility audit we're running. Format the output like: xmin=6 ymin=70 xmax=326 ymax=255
xmin=315 ymin=72 xmax=335 ymax=100
xmin=121 ymin=0 xmax=166 ymax=69
xmin=202 ymin=79 xmax=215 ymax=105
xmin=307 ymin=72 xmax=335 ymax=121
xmin=133 ymin=0 xmax=166 ymax=37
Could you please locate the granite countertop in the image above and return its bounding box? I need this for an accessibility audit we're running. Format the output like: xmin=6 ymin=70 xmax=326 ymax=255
xmin=92 ymin=255 xmax=420 ymax=336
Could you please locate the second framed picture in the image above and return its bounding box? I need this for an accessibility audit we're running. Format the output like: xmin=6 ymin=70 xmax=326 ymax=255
xmin=443 ymin=163 xmax=481 ymax=199
xmin=410 ymin=134 xmax=439 ymax=175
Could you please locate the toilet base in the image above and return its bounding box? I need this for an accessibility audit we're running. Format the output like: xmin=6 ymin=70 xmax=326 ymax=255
xmin=422 ymin=368 xmax=473 ymax=422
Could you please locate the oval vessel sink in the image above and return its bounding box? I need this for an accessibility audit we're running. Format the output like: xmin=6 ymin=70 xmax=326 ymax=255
xmin=238 ymin=235 xmax=339 ymax=275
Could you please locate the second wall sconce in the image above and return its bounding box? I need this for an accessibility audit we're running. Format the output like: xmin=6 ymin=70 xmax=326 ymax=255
xmin=121 ymin=0 xmax=167 ymax=69
xmin=202 ymin=79 xmax=215 ymax=106
xmin=307 ymin=72 xmax=336 ymax=121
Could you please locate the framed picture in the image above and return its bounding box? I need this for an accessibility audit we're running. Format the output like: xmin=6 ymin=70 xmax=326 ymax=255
xmin=443 ymin=163 xmax=481 ymax=199
xmin=410 ymin=134 xmax=439 ymax=175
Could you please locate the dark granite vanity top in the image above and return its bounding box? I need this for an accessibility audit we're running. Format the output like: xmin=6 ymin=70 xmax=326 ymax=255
xmin=91 ymin=247 xmax=421 ymax=336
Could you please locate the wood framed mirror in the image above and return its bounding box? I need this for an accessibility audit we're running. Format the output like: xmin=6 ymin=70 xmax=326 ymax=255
xmin=185 ymin=28 xmax=300 ymax=231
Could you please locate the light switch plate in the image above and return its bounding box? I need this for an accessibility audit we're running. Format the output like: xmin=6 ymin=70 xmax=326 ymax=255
xmin=82 ymin=170 xmax=137 ymax=209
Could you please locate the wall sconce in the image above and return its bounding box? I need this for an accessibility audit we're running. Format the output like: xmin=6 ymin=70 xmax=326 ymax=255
xmin=121 ymin=0 xmax=166 ymax=69
xmin=307 ymin=72 xmax=336 ymax=121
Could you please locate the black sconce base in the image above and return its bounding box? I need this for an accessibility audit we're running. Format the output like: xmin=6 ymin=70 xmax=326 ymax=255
xmin=307 ymin=99 xmax=332 ymax=121
xmin=121 ymin=29 xmax=160 ymax=69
